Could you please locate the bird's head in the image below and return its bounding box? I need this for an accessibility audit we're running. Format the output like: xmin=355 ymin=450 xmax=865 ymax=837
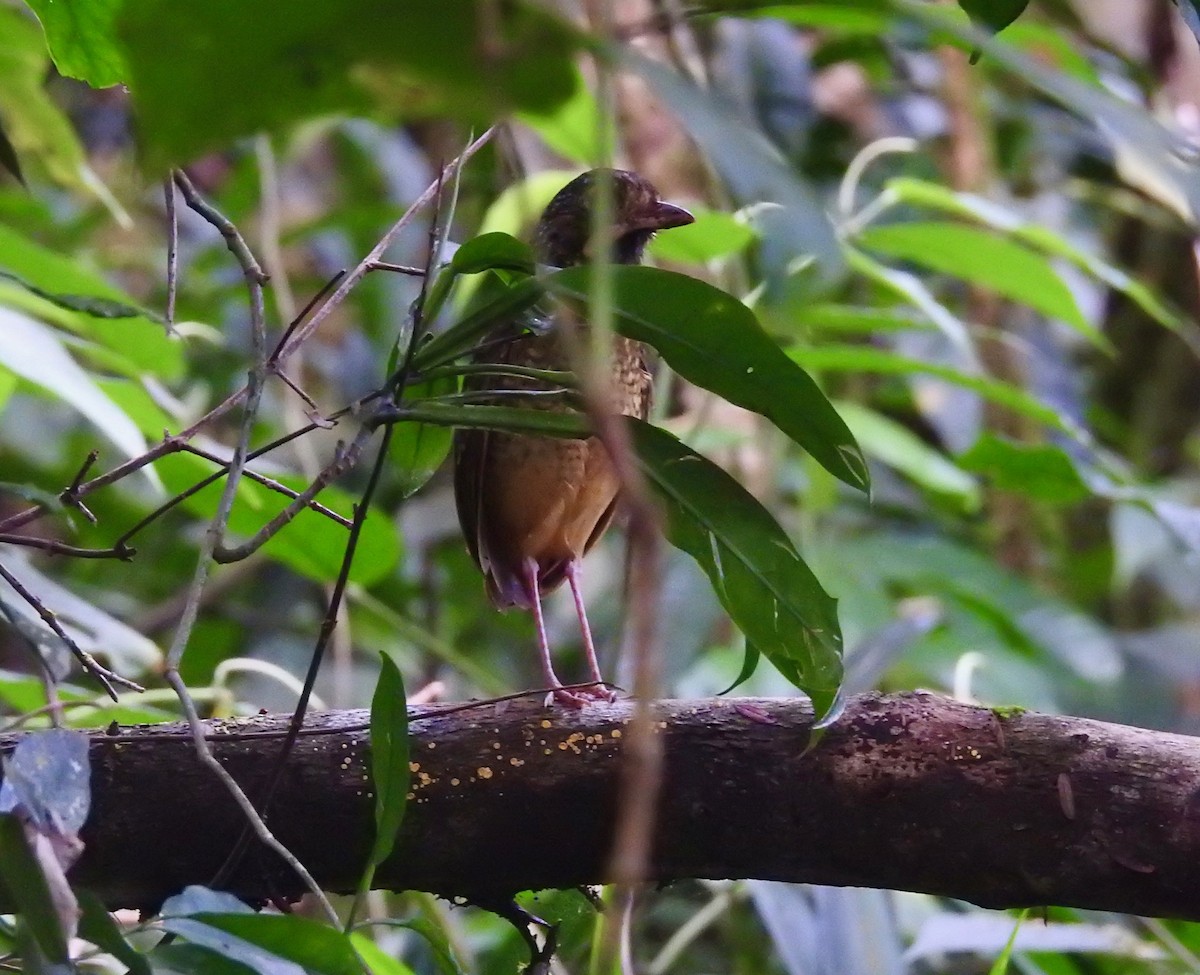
xmin=533 ymin=168 xmax=694 ymax=268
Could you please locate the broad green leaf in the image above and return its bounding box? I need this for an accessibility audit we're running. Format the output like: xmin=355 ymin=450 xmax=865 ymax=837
xmin=387 ymin=378 xmax=456 ymax=498
xmin=835 ymin=400 xmax=980 ymax=509
xmin=0 ymin=307 xmax=149 ymax=464
xmin=646 ymin=206 xmax=757 ymax=264
xmin=0 ymin=268 xmax=152 ymax=321
xmin=118 ymin=0 xmax=580 ymax=171
xmin=550 ymin=265 xmax=870 ymax=492
xmin=148 ymin=943 xmax=258 ymax=975
xmin=449 ymin=232 xmax=536 ymax=277
xmin=741 ymin=1 xmax=892 ymax=33
xmin=959 ymin=433 xmax=1091 ymax=504
xmin=367 ymin=652 xmax=410 ymax=869
xmin=790 ymin=343 xmax=1077 ymax=437
xmin=790 ymin=304 xmax=933 ymax=336
xmin=633 ymin=421 xmax=843 ymax=719
xmin=185 ymin=914 xmax=363 ymax=975
xmin=477 ymin=170 xmax=581 ymax=240
xmin=78 ymin=892 xmax=151 ymax=975
xmin=23 ymin=0 xmax=129 ymax=88
xmin=0 ymin=816 xmax=70 ymax=966
xmin=0 ymin=223 xmax=180 ymax=378
xmin=152 ymin=453 xmax=401 ymax=586
xmin=858 ymin=221 xmax=1101 ymax=346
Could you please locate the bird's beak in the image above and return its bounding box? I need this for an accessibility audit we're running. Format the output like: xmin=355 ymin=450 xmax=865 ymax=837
xmin=645 ymin=200 xmax=695 ymax=231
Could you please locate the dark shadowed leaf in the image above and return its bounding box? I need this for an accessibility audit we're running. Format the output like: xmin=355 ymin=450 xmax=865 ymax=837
xmin=149 ymin=942 xmax=259 ymax=975
xmin=632 ymin=421 xmax=843 ymax=719
xmin=550 ymin=265 xmax=869 ymax=493
xmin=118 ymin=0 xmax=580 ymax=171
xmin=0 ymin=729 xmax=90 ymax=833
xmin=368 ymin=651 xmax=410 ymax=868
xmin=0 ymin=118 xmax=24 ymax=185
xmin=388 ymin=378 xmax=456 ymax=498
xmin=957 ymin=0 xmax=1029 ymax=34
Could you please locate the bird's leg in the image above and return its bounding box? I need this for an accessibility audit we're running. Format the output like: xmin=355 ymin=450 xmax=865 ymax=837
xmin=523 ymin=557 xmax=587 ymax=708
xmin=565 ymin=559 xmax=617 ymax=702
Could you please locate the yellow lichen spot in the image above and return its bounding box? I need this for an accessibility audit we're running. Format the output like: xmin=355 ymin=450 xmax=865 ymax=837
xmin=406 ymin=792 xmax=416 ymax=800
xmin=509 ymin=757 xmax=524 ymax=767
xmin=540 ymin=719 xmax=552 ymax=729
xmin=427 ymin=742 xmax=436 ymax=749
xmin=492 ymin=742 xmax=501 ymax=750
xmin=544 ymin=748 xmax=552 ymax=755
xmin=611 ymin=729 xmax=623 ymax=739
xmin=409 ymin=761 xmax=420 ymax=773
xmin=558 ymin=742 xmax=568 ymax=750
xmin=450 ymin=778 xmax=461 ymax=787
xmin=418 ymin=772 xmax=433 ymax=786
xmin=477 ymin=766 xmax=493 ymax=779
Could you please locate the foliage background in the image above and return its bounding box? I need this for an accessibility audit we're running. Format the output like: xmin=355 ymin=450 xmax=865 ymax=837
xmin=5 ymin=0 xmax=1200 ymax=972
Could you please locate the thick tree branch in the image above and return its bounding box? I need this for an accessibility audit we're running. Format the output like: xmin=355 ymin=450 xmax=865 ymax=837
xmin=12 ymin=692 xmax=1200 ymax=918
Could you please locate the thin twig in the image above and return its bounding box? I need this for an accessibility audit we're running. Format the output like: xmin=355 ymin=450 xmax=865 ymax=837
xmin=211 ymin=430 xmax=371 ymax=563
xmin=268 ymin=269 xmax=346 ymax=366
xmin=274 ymin=128 xmax=494 ymax=364
xmin=162 ymin=170 xmax=337 ymax=921
xmin=366 ymin=261 xmax=428 ymax=277
xmin=0 ymin=558 xmax=143 ymax=700
xmin=164 ymin=177 xmax=178 ymax=331
xmin=0 ymin=536 xmax=133 ymax=560
xmin=179 ymin=443 xmax=352 ymax=528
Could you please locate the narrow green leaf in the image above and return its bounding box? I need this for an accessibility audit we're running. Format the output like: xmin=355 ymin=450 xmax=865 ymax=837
xmin=716 ymin=642 xmax=760 ymax=696
xmin=382 ymin=401 xmax=590 ymax=439
xmin=180 ymin=913 xmax=362 ymax=975
xmin=0 ymin=816 xmax=70 ymax=966
xmin=0 ymin=118 xmax=24 ymax=185
xmin=858 ymin=221 xmax=1102 ymax=346
xmin=351 ymin=931 xmax=418 ymax=975
xmin=789 ymin=343 xmax=1078 ymax=437
xmin=551 ymin=265 xmax=869 ymax=493
xmin=958 ymin=0 xmax=1028 ymax=35
xmin=413 ymin=275 xmax=546 ymax=372
xmin=632 ymin=421 xmax=843 ymax=719
xmin=423 ymin=233 xmax=536 ymax=324
xmin=78 ymin=891 xmax=150 ymax=975
xmin=988 ymin=909 xmax=1030 ymax=975
xmin=368 ymin=653 xmax=410 ymax=869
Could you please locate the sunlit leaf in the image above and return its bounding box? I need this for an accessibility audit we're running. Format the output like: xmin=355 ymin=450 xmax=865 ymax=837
xmin=958 ymin=433 xmax=1090 ymax=504
xmin=23 ymin=0 xmax=128 ymax=87
xmin=633 ymin=421 xmax=843 ymax=719
xmin=646 ymin=206 xmax=757 ymax=264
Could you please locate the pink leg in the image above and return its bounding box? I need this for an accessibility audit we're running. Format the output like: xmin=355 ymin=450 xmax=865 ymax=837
xmin=523 ymin=558 xmax=585 ymax=708
xmin=565 ymin=559 xmax=616 ymax=702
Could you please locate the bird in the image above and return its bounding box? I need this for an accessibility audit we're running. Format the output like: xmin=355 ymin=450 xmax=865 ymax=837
xmin=453 ymin=169 xmax=694 ymax=707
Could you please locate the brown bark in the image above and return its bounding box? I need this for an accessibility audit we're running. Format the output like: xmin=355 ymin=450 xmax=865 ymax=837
xmin=14 ymin=692 xmax=1200 ymax=918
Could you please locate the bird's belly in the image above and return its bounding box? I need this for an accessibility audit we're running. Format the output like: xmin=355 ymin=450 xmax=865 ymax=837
xmin=481 ymin=432 xmax=618 ymax=573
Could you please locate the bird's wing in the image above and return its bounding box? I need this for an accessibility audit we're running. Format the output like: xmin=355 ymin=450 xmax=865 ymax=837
xmin=452 ymin=425 xmax=488 ymax=571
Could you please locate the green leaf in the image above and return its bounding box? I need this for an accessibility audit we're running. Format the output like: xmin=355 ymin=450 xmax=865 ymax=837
xmin=23 ymin=0 xmax=129 ymax=88
xmin=0 ymin=306 xmax=149 ymax=463
xmin=351 ymin=932 xmax=418 ymax=975
xmin=387 ymin=378 xmax=456 ymax=498
xmin=835 ymin=400 xmax=980 ymax=509
xmin=413 ymin=275 xmax=546 ymax=372
xmin=153 ymin=453 xmax=401 ymax=586
xmin=518 ymin=72 xmax=608 ymax=164
xmin=367 ymin=652 xmax=410 ymax=869
xmin=789 ymin=343 xmax=1078 ymax=437
xmin=550 ymin=265 xmax=870 ymax=493
xmin=988 ymin=909 xmax=1029 ymax=975
xmin=958 ymin=433 xmax=1091 ymax=504
xmin=183 ymin=914 xmax=364 ymax=975
xmin=0 ymin=816 xmax=70 ymax=966
xmin=646 ymin=206 xmax=757 ymax=264
xmin=716 ymin=642 xmax=760 ymax=696
xmin=632 ymin=421 xmax=843 ymax=719
xmin=423 ymin=232 xmax=537 ymax=324
xmin=148 ymin=942 xmax=258 ymax=975
xmin=78 ymin=891 xmax=151 ymax=975
xmin=790 ymin=304 xmax=933 ymax=336
xmin=118 ymin=0 xmax=580 ymax=171
xmin=0 ymin=223 xmax=180 ymax=378
xmin=858 ymin=221 xmax=1101 ymax=346
xmin=384 ymin=401 xmax=590 ymax=439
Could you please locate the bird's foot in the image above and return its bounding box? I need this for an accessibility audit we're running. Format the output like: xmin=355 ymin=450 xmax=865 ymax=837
xmin=545 ymin=681 xmax=618 ymax=708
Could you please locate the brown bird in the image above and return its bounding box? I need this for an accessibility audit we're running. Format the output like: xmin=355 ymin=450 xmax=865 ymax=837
xmin=453 ymin=169 xmax=694 ymax=706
